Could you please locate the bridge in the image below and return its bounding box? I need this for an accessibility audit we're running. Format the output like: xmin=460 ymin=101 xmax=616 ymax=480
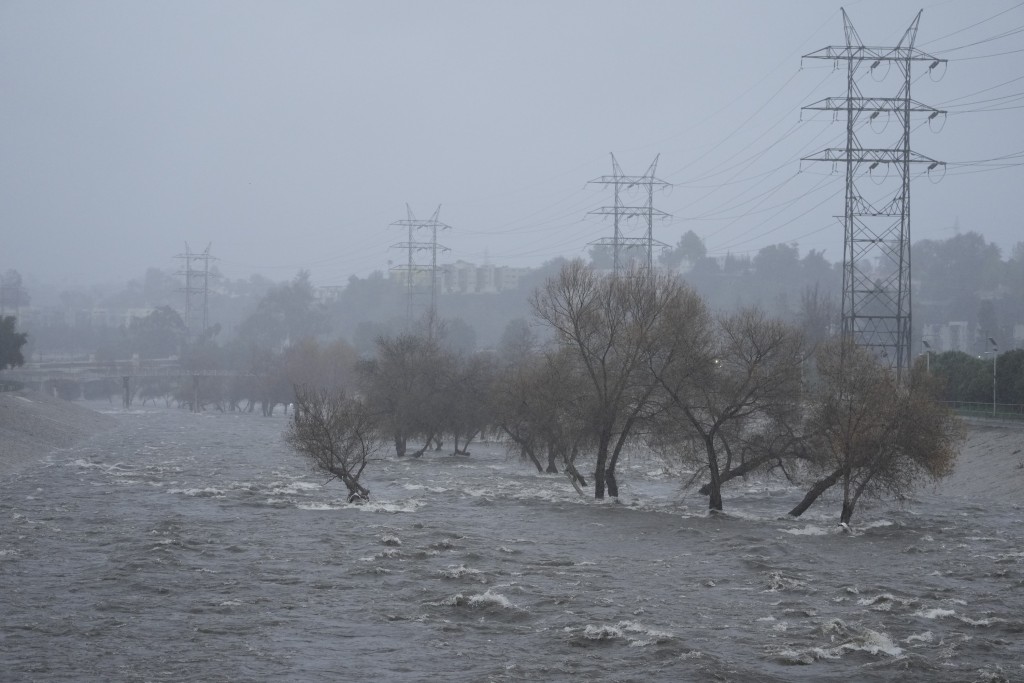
xmin=0 ymin=359 xmax=259 ymax=410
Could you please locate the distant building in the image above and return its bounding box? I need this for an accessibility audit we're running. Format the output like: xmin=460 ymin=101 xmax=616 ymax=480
xmin=922 ymin=321 xmax=972 ymax=353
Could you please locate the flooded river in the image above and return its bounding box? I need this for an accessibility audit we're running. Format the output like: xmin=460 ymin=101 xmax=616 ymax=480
xmin=1 ymin=404 xmax=1021 ymax=681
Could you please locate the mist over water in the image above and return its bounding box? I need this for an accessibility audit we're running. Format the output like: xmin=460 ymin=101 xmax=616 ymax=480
xmin=1 ymin=405 xmax=1021 ymax=682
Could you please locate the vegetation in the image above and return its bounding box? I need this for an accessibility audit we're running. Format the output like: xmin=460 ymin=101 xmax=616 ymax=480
xmin=0 ymin=316 xmax=28 ymax=371
xmin=286 ymin=386 xmax=382 ymax=502
xmin=12 ymin=231 xmax=1001 ymax=522
xmin=791 ymin=341 xmax=964 ymax=524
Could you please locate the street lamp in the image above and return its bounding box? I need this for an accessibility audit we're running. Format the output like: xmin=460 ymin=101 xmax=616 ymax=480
xmin=988 ymin=337 xmax=998 ymax=417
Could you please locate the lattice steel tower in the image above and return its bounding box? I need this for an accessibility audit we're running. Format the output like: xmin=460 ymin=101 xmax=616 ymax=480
xmin=389 ymin=205 xmax=450 ymax=333
xmin=802 ymin=9 xmax=945 ymax=379
xmin=175 ymin=242 xmax=216 ymax=342
xmin=588 ymin=154 xmax=671 ymax=276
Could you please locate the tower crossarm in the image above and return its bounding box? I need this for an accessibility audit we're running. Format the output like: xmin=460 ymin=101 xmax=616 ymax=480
xmin=588 ymin=175 xmax=671 ymax=188
xmin=801 ymin=148 xmax=943 ymax=166
xmin=803 ymin=97 xmax=944 ymax=115
xmin=802 ymin=45 xmax=944 ymax=63
xmin=587 ymin=207 xmax=672 ymax=218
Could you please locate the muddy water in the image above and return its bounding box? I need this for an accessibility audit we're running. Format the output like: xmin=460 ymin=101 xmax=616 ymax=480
xmin=1 ymin=405 xmax=1021 ymax=682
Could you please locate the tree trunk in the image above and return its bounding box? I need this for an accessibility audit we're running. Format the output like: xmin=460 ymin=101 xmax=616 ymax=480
xmin=605 ymin=467 xmax=619 ymax=498
xmin=393 ymin=433 xmax=407 ymax=458
xmin=705 ymin=435 xmax=723 ymax=511
xmin=545 ymin=446 xmax=559 ymax=474
xmin=565 ymin=463 xmax=587 ymax=494
xmin=839 ymin=500 xmax=855 ymax=525
xmin=593 ymin=432 xmax=611 ymax=499
xmin=523 ymin=444 xmax=544 ymax=473
xmin=842 ymin=472 xmax=874 ymax=525
xmin=333 ymin=467 xmax=369 ymax=503
xmin=788 ymin=467 xmax=843 ymax=517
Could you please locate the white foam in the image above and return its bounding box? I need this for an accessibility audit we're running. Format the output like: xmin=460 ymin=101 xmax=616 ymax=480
xmin=858 ymin=593 xmax=916 ymax=611
xmin=905 ymin=631 xmax=933 ymax=643
xmin=958 ymin=615 xmax=1005 ymax=627
xmin=468 ymin=590 xmax=517 ymax=609
xmin=439 ymin=564 xmax=484 ymax=580
xmin=168 ymin=487 xmax=226 ymax=497
xmin=296 ymin=502 xmax=342 ymax=511
xmin=781 ymin=524 xmax=830 ymax=536
xmin=579 ymin=621 xmax=674 ymax=646
xmin=436 ymin=589 xmax=518 ymax=609
xmin=582 ymin=624 xmax=623 ymax=640
xmin=914 ymin=607 xmax=956 ymax=619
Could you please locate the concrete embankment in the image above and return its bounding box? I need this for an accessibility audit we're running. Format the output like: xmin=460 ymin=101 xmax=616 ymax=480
xmin=0 ymin=389 xmax=117 ymax=478
xmin=935 ymin=419 xmax=1024 ymax=503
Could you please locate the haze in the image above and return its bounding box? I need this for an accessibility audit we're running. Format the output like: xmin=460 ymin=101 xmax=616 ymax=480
xmin=1 ymin=0 xmax=1022 ymax=290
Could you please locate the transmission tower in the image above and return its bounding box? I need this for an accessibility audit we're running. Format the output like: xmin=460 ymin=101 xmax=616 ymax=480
xmin=389 ymin=205 xmax=450 ymax=333
xmin=801 ymin=9 xmax=945 ymax=379
xmin=588 ymin=153 xmax=671 ymax=276
xmin=175 ymin=242 xmax=216 ymax=342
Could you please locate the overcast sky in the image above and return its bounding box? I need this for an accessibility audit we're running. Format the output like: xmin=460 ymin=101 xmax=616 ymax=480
xmin=2 ymin=0 xmax=1022 ymax=290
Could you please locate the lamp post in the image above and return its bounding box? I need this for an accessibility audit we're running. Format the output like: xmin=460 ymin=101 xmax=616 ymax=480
xmin=988 ymin=337 xmax=998 ymax=417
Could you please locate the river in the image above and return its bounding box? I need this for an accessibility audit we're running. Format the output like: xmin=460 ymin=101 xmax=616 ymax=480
xmin=1 ymin=404 xmax=1021 ymax=682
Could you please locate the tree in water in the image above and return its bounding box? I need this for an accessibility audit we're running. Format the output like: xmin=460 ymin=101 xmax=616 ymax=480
xmin=0 ymin=316 xmax=28 ymax=371
xmin=531 ymin=260 xmax=699 ymax=499
xmin=358 ymin=333 xmax=449 ymax=457
xmin=653 ymin=308 xmax=806 ymax=512
xmin=286 ymin=386 xmax=383 ymax=503
xmin=494 ymin=346 xmax=593 ymax=489
xmin=791 ymin=340 xmax=964 ymax=525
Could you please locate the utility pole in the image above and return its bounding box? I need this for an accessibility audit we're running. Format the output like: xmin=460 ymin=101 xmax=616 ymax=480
xmin=389 ymin=205 xmax=450 ymax=336
xmin=588 ymin=153 xmax=671 ymax=277
xmin=802 ymin=10 xmax=945 ymax=381
xmin=175 ymin=242 xmax=216 ymax=343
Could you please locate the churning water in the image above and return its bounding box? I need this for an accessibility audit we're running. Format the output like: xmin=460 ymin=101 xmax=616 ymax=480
xmin=1 ymin=405 xmax=1021 ymax=682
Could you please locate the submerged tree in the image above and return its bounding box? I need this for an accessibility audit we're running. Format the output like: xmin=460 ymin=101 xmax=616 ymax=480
xmin=495 ymin=346 xmax=593 ymax=489
xmin=654 ymin=308 xmax=806 ymax=511
xmin=791 ymin=340 xmax=963 ymax=524
xmin=531 ymin=261 xmax=698 ymax=499
xmin=286 ymin=386 xmax=384 ymax=502
xmin=0 ymin=316 xmax=28 ymax=371
xmin=358 ymin=333 xmax=450 ymax=457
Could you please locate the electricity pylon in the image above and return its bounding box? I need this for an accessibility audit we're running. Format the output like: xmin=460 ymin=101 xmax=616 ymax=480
xmin=802 ymin=9 xmax=945 ymax=380
xmin=175 ymin=242 xmax=216 ymax=342
xmin=389 ymin=204 xmax=450 ymax=334
xmin=588 ymin=153 xmax=671 ymax=276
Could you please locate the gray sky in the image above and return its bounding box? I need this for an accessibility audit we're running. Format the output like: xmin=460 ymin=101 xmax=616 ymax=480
xmin=2 ymin=0 xmax=1022 ymax=289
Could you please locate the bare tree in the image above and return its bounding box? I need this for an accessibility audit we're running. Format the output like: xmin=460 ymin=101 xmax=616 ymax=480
xmin=286 ymin=386 xmax=384 ymax=502
xmin=790 ymin=340 xmax=964 ymax=524
xmin=358 ymin=333 xmax=450 ymax=457
xmin=440 ymin=352 xmax=497 ymax=455
xmin=654 ymin=308 xmax=806 ymax=512
xmin=494 ymin=347 xmax=593 ymax=490
xmin=531 ymin=260 xmax=698 ymax=498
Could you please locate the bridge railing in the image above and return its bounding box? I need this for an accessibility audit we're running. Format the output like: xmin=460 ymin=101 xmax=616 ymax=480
xmin=939 ymin=401 xmax=1024 ymax=421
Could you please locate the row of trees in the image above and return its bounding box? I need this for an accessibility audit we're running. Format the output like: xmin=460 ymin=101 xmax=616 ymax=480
xmin=288 ymin=261 xmax=963 ymax=525
xmin=928 ymin=348 xmax=1024 ymax=406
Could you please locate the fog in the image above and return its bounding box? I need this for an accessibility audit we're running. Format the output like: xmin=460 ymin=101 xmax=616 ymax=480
xmin=2 ymin=0 xmax=1022 ymax=291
